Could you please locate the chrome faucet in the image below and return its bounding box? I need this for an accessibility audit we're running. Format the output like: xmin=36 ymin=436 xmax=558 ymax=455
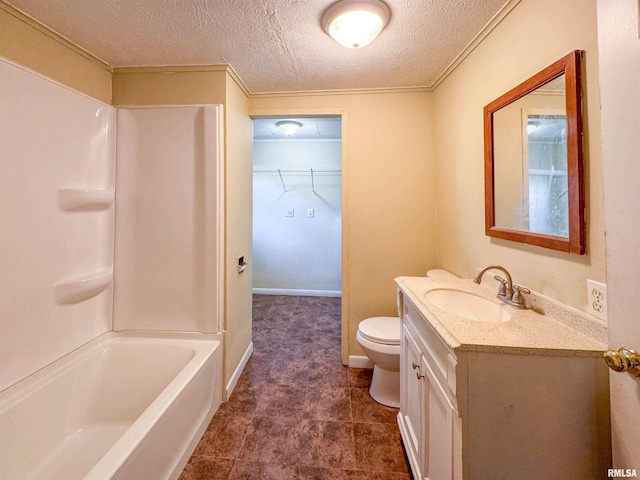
xmin=473 ymin=265 xmax=529 ymax=309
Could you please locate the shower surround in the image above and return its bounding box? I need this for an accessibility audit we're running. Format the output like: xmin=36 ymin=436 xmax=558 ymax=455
xmin=0 ymin=57 xmax=225 ymax=479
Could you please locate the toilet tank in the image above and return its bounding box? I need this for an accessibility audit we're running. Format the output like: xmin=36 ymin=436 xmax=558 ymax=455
xmin=426 ymin=269 xmax=458 ymax=280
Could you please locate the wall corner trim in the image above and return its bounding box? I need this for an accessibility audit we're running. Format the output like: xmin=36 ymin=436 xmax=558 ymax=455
xmin=225 ymin=63 xmax=251 ymax=98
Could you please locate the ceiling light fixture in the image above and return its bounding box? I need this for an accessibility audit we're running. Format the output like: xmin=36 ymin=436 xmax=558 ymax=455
xmin=322 ymin=0 xmax=390 ymax=49
xmin=276 ymin=121 xmax=303 ymax=136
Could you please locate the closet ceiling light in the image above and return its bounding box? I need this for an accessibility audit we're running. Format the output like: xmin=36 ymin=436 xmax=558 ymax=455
xmin=322 ymin=0 xmax=390 ymax=49
xmin=276 ymin=121 xmax=303 ymax=136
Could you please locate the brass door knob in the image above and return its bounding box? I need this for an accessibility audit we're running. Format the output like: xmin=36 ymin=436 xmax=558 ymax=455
xmin=604 ymin=347 xmax=640 ymax=376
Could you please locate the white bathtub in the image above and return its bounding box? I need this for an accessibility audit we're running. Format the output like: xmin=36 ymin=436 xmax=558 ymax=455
xmin=0 ymin=331 xmax=222 ymax=480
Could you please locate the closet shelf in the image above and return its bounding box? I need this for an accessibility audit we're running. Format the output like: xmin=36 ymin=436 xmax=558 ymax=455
xmin=54 ymin=269 xmax=113 ymax=304
xmin=58 ymin=188 xmax=115 ymax=211
xmin=253 ymin=167 xmax=341 ymax=193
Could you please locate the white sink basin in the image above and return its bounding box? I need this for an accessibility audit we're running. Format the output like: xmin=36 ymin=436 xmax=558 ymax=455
xmin=425 ymin=289 xmax=512 ymax=323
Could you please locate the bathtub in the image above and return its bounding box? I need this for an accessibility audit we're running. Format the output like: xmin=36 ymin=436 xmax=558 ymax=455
xmin=0 ymin=331 xmax=222 ymax=480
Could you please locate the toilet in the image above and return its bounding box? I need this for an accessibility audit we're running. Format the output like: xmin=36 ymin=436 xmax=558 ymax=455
xmin=356 ymin=269 xmax=458 ymax=407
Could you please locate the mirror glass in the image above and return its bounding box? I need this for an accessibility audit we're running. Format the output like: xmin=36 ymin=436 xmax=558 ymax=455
xmin=484 ymin=51 xmax=585 ymax=254
xmin=493 ymin=76 xmax=567 ymax=236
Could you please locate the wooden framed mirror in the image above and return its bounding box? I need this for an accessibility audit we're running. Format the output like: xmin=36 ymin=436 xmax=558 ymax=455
xmin=483 ymin=50 xmax=585 ymax=254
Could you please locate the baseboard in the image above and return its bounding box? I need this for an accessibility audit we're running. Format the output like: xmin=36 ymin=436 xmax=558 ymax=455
xmin=348 ymin=355 xmax=374 ymax=368
xmin=252 ymin=288 xmax=341 ymax=298
xmin=225 ymin=341 xmax=253 ymax=399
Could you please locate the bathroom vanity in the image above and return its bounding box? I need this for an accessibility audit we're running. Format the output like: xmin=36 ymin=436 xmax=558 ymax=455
xmin=396 ymin=276 xmax=611 ymax=480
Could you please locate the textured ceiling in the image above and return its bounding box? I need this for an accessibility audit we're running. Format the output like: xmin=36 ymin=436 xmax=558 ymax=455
xmin=5 ymin=0 xmax=512 ymax=93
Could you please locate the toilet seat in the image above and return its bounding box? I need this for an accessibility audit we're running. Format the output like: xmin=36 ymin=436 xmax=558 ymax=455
xmin=357 ymin=317 xmax=400 ymax=345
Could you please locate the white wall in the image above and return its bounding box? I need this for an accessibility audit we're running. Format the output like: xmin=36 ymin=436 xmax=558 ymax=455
xmin=114 ymin=106 xmax=223 ymax=333
xmin=0 ymin=58 xmax=115 ymax=391
xmin=253 ymin=139 xmax=342 ymax=294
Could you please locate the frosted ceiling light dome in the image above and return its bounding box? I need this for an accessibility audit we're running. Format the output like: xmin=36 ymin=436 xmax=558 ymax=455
xmin=322 ymin=0 xmax=390 ymax=49
xmin=276 ymin=121 xmax=303 ymax=136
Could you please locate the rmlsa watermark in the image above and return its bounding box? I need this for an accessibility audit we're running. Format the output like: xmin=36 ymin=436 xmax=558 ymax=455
xmin=608 ymin=469 xmax=638 ymax=478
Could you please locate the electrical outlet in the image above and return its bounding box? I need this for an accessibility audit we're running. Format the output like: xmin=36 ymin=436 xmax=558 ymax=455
xmin=587 ymin=279 xmax=607 ymax=321
xmin=307 ymin=208 xmax=314 ymax=218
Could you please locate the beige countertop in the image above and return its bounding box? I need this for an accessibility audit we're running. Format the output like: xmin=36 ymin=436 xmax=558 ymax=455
xmin=395 ymin=276 xmax=608 ymax=357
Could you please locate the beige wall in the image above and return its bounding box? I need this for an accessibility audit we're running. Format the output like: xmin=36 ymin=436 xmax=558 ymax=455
xmin=432 ymin=0 xmax=604 ymax=311
xmin=223 ymin=74 xmax=254 ymax=386
xmin=0 ymin=2 xmax=111 ymax=103
xmin=112 ymin=68 xmax=254 ymax=387
xmin=250 ymin=91 xmax=437 ymax=361
xmin=112 ymin=67 xmax=227 ymax=105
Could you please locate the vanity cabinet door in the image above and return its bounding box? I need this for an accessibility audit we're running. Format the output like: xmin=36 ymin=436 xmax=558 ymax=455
xmin=400 ymin=293 xmax=459 ymax=480
xmin=423 ymin=353 xmax=454 ymax=480
xmin=400 ymin=324 xmax=426 ymax=479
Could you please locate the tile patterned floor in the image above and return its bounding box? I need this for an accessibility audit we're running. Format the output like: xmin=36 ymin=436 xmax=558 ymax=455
xmin=179 ymin=295 xmax=411 ymax=480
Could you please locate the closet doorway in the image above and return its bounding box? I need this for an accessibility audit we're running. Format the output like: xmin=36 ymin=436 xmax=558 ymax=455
xmin=252 ymin=116 xmax=342 ymax=299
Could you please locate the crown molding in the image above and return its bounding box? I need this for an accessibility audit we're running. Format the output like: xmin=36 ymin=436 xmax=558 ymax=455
xmin=250 ymin=85 xmax=432 ymax=98
xmin=111 ymin=65 xmax=427 ymax=98
xmin=0 ymin=1 xmax=112 ymax=73
xmin=112 ymin=64 xmax=229 ymax=74
xmin=3 ymin=0 xmax=521 ymax=97
xmin=429 ymin=0 xmax=521 ymax=89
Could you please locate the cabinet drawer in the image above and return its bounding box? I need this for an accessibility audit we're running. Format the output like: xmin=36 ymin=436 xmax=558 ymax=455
xmin=402 ymin=295 xmax=458 ymax=403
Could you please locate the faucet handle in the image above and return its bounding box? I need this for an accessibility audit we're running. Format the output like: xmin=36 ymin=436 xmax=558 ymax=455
xmin=494 ymin=275 xmax=507 ymax=296
xmin=512 ymin=285 xmax=530 ymax=306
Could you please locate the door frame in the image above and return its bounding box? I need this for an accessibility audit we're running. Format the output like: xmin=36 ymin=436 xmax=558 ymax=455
xmin=249 ymin=107 xmax=349 ymax=364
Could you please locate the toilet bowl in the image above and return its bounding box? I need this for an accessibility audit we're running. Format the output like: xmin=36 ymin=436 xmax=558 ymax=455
xmin=356 ymin=269 xmax=459 ymax=408
xmin=356 ymin=316 xmax=401 ymax=407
